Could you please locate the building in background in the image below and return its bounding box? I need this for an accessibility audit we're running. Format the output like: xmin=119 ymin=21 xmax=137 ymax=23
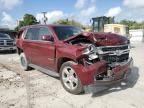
xmin=129 ymin=29 xmax=144 ymax=43
xmin=0 ymin=27 xmax=17 ymax=39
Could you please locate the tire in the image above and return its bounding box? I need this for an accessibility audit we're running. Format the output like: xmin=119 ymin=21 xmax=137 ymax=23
xmin=60 ymin=61 xmax=83 ymax=94
xmin=20 ymin=53 xmax=31 ymax=71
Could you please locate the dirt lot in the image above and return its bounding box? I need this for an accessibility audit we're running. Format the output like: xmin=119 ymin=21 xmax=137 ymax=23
xmin=0 ymin=43 xmax=144 ymax=108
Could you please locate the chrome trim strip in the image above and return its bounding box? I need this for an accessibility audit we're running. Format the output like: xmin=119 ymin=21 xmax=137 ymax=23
xmin=96 ymin=44 xmax=130 ymax=55
xmin=97 ymin=44 xmax=129 ymax=48
xmin=98 ymin=49 xmax=129 ymax=55
xmin=4 ymin=40 xmax=7 ymax=46
xmin=108 ymin=51 xmax=129 ymax=55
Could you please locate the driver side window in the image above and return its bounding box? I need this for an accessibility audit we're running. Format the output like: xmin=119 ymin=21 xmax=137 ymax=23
xmin=38 ymin=27 xmax=53 ymax=41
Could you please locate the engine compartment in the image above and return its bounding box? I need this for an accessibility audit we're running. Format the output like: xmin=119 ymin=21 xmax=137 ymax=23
xmin=66 ymin=36 xmax=92 ymax=46
xmin=66 ymin=36 xmax=99 ymax=65
xmin=66 ymin=35 xmax=130 ymax=67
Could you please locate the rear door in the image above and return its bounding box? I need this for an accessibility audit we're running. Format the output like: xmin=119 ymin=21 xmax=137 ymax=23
xmin=22 ymin=27 xmax=40 ymax=64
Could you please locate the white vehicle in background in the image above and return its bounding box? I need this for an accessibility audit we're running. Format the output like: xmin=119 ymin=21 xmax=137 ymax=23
xmin=104 ymin=24 xmax=130 ymax=38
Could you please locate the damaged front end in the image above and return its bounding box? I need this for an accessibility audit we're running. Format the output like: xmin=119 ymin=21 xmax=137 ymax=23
xmin=66 ymin=33 xmax=133 ymax=92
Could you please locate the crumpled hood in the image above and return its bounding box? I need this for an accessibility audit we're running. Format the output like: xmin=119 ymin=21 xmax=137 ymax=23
xmin=89 ymin=32 xmax=128 ymax=46
xmin=65 ymin=32 xmax=129 ymax=46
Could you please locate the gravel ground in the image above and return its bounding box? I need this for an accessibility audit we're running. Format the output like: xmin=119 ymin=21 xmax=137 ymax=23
xmin=0 ymin=66 xmax=27 ymax=108
xmin=0 ymin=43 xmax=144 ymax=108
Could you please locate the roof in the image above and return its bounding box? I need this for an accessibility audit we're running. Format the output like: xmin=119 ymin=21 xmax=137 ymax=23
xmin=20 ymin=24 xmax=76 ymax=30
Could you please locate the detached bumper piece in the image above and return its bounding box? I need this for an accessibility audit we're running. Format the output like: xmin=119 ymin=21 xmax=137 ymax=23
xmin=73 ymin=60 xmax=107 ymax=86
xmin=84 ymin=58 xmax=133 ymax=93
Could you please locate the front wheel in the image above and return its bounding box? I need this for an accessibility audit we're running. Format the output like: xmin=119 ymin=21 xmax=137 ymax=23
xmin=60 ymin=61 xmax=83 ymax=94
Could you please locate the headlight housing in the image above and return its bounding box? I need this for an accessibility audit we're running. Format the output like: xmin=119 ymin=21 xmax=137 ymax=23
xmin=82 ymin=44 xmax=98 ymax=60
xmin=82 ymin=44 xmax=95 ymax=54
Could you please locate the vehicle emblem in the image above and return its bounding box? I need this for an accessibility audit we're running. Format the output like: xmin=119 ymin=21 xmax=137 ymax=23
xmin=115 ymin=50 xmax=122 ymax=56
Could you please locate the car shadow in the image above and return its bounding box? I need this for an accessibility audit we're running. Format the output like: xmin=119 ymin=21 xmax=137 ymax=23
xmin=91 ymin=66 xmax=139 ymax=97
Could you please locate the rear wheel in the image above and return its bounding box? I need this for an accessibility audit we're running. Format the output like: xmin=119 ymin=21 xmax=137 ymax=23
xmin=20 ymin=53 xmax=31 ymax=71
xmin=60 ymin=61 xmax=83 ymax=94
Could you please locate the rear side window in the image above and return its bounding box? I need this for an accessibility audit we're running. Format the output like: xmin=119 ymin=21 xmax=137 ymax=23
xmin=25 ymin=28 xmax=39 ymax=40
xmin=38 ymin=27 xmax=53 ymax=40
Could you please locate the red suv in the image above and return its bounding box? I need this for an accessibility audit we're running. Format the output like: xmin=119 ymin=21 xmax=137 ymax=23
xmin=16 ymin=24 xmax=133 ymax=94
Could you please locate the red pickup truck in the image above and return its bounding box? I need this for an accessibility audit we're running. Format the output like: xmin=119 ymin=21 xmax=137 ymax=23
xmin=16 ymin=24 xmax=133 ymax=94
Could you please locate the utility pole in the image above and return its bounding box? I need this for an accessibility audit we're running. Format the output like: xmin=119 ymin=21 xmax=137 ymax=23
xmin=142 ymin=27 xmax=144 ymax=42
xmin=41 ymin=12 xmax=48 ymax=24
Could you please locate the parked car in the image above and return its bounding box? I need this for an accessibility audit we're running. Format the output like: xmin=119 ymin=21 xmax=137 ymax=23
xmin=0 ymin=33 xmax=16 ymax=52
xmin=16 ymin=24 xmax=133 ymax=94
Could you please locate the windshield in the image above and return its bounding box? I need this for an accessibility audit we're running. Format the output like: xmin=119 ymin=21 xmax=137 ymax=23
xmin=0 ymin=33 xmax=10 ymax=39
xmin=53 ymin=26 xmax=83 ymax=40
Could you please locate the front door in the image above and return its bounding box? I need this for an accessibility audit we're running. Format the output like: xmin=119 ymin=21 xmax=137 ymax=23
xmin=33 ymin=27 xmax=56 ymax=70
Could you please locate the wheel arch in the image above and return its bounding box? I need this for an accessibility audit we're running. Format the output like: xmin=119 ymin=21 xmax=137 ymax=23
xmin=57 ymin=57 xmax=76 ymax=73
xmin=17 ymin=47 xmax=23 ymax=55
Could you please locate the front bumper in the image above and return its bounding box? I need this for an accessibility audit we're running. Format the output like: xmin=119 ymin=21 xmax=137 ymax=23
xmin=0 ymin=46 xmax=16 ymax=51
xmin=73 ymin=57 xmax=133 ymax=93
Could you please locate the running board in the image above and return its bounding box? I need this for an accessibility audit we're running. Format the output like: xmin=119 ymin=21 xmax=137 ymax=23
xmin=29 ymin=64 xmax=59 ymax=77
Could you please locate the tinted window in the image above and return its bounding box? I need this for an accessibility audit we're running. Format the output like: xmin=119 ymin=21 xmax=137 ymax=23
xmin=26 ymin=28 xmax=39 ymax=40
xmin=25 ymin=27 xmax=53 ymax=41
xmin=0 ymin=33 xmax=10 ymax=39
xmin=53 ymin=26 xmax=83 ymax=40
xmin=93 ymin=21 xmax=98 ymax=32
xmin=39 ymin=27 xmax=53 ymax=40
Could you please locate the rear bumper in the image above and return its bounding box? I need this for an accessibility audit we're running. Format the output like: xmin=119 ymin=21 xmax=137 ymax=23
xmin=0 ymin=46 xmax=16 ymax=51
xmin=73 ymin=58 xmax=133 ymax=93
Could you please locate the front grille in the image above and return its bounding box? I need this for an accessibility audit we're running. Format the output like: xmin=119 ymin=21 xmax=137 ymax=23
xmin=0 ymin=41 xmax=4 ymax=46
xmin=0 ymin=40 xmax=14 ymax=46
xmin=6 ymin=40 xmax=13 ymax=43
xmin=7 ymin=42 xmax=13 ymax=45
xmin=101 ymin=45 xmax=128 ymax=52
xmin=101 ymin=53 xmax=129 ymax=63
xmin=98 ymin=45 xmax=129 ymax=63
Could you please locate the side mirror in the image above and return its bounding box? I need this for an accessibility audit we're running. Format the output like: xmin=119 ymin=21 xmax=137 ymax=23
xmin=41 ymin=35 xmax=54 ymax=41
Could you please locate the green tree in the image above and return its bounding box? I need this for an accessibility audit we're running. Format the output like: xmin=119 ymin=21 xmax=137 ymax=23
xmin=15 ymin=14 xmax=39 ymax=31
xmin=54 ymin=19 xmax=84 ymax=28
xmin=119 ymin=19 xmax=144 ymax=29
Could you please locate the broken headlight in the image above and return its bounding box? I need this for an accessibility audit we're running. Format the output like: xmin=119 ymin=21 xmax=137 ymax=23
xmin=82 ymin=44 xmax=95 ymax=54
xmin=82 ymin=44 xmax=98 ymax=60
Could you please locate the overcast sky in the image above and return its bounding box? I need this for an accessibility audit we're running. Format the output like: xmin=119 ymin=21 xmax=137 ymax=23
xmin=0 ymin=0 xmax=144 ymax=29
